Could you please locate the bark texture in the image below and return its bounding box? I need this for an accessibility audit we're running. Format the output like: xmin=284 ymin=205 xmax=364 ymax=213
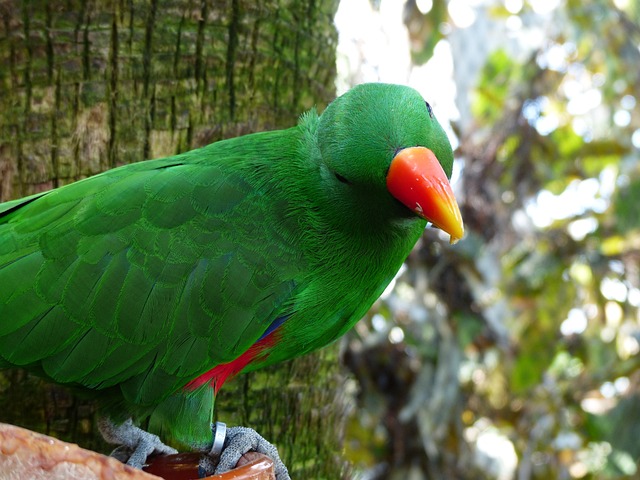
xmin=0 ymin=0 xmax=337 ymax=199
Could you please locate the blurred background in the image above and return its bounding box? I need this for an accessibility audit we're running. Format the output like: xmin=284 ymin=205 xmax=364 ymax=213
xmin=1 ymin=0 xmax=639 ymax=479
xmin=335 ymin=0 xmax=640 ymax=479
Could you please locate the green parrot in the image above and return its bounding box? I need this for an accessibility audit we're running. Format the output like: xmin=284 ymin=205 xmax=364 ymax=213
xmin=0 ymin=83 xmax=463 ymax=478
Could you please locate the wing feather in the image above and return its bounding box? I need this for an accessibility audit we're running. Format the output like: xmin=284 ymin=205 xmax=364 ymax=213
xmin=0 ymin=307 xmax=86 ymax=365
xmin=0 ymin=147 xmax=304 ymax=407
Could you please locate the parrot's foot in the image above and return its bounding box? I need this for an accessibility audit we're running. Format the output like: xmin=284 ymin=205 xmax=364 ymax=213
xmin=199 ymin=422 xmax=290 ymax=480
xmin=98 ymin=418 xmax=178 ymax=468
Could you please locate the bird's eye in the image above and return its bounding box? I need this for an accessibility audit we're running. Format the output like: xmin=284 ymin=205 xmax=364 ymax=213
xmin=425 ymin=101 xmax=434 ymax=118
xmin=334 ymin=172 xmax=352 ymax=185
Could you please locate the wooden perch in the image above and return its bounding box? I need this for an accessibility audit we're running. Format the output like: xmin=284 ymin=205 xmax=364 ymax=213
xmin=0 ymin=423 xmax=275 ymax=480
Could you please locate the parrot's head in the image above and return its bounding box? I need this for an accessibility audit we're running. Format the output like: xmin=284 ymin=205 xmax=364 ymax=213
xmin=315 ymin=82 xmax=464 ymax=243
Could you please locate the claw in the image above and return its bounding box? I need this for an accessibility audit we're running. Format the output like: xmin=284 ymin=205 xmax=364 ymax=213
xmin=98 ymin=418 xmax=177 ymax=468
xmin=198 ymin=422 xmax=290 ymax=480
xmin=214 ymin=425 xmax=290 ymax=480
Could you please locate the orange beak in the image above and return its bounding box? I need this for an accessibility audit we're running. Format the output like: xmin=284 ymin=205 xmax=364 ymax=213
xmin=387 ymin=147 xmax=464 ymax=244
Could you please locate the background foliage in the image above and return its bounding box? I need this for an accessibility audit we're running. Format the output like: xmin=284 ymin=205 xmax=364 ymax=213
xmin=341 ymin=0 xmax=640 ymax=479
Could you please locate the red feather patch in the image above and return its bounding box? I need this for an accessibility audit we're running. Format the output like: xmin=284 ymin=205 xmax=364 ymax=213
xmin=185 ymin=330 xmax=279 ymax=395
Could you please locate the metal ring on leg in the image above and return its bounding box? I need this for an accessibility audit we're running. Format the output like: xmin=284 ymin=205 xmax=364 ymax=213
xmin=210 ymin=421 xmax=227 ymax=459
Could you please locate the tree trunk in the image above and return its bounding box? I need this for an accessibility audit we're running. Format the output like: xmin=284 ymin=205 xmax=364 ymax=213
xmin=0 ymin=0 xmax=347 ymax=477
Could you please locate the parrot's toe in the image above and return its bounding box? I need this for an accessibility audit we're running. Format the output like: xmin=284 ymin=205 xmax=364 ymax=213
xmin=203 ymin=422 xmax=290 ymax=480
xmin=98 ymin=418 xmax=178 ymax=468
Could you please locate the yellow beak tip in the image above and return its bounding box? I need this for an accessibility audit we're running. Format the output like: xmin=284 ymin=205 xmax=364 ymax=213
xmin=449 ymin=229 xmax=464 ymax=245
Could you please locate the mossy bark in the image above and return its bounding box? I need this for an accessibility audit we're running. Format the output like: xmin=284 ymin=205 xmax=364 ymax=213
xmin=0 ymin=1 xmax=347 ymax=477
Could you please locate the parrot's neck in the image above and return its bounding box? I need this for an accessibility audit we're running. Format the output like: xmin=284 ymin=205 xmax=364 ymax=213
xmin=244 ymin=112 xmax=428 ymax=366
